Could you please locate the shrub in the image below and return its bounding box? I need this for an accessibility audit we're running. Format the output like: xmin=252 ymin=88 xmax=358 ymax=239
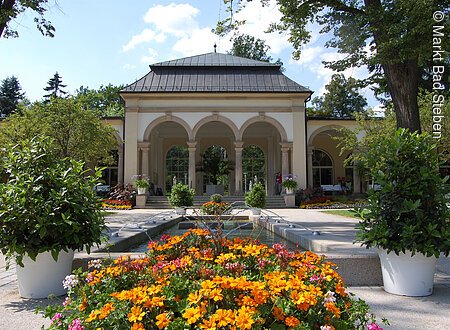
xmin=245 ymin=182 xmax=266 ymax=208
xmin=167 ymin=183 xmax=195 ymax=207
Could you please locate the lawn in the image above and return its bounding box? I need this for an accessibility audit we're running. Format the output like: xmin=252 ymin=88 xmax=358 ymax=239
xmin=320 ymin=209 xmax=367 ymax=218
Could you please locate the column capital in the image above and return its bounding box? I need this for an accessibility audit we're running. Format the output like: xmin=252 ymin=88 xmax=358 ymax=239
xmin=187 ymin=141 xmax=197 ymax=148
xmin=234 ymin=141 xmax=244 ymax=149
xmin=280 ymin=142 xmax=293 ymax=149
xmin=307 ymin=145 xmax=314 ymax=154
xmin=138 ymin=141 xmax=151 ymax=149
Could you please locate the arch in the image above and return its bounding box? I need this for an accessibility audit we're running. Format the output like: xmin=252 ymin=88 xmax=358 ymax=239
xmin=112 ymin=131 xmax=123 ymax=147
xmin=192 ymin=115 xmax=239 ymax=141
xmin=307 ymin=124 xmax=346 ymax=146
xmin=239 ymin=115 xmax=288 ymax=142
xmin=143 ymin=115 xmax=192 ymax=141
xmin=312 ymin=149 xmax=334 ymax=187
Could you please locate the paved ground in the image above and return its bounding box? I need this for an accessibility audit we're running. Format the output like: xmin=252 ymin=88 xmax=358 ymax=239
xmin=1 ymin=208 xmax=449 ymax=329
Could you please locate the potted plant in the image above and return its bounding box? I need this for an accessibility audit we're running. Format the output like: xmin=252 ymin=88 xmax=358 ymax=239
xmin=167 ymin=183 xmax=195 ymax=215
xmin=355 ymin=129 xmax=450 ymax=296
xmin=282 ymin=176 xmax=298 ymax=194
xmin=134 ymin=178 xmax=149 ymax=195
xmin=0 ymin=137 xmax=106 ymax=298
xmin=245 ymin=182 xmax=266 ymax=215
xmin=196 ymin=145 xmax=234 ymax=195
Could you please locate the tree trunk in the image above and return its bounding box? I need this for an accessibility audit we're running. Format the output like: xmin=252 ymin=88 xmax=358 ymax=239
xmin=383 ymin=59 xmax=421 ymax=132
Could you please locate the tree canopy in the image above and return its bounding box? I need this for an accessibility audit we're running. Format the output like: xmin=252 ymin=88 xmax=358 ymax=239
xmin=0 ymin=97 xmax=118 ymax=166
xmin=309 ymin=74 xmax=368 ymax=118
xmin=43 ymin=72 xmax=67 ymax=100
xmin=0 ymin=76 xmax=24 ymax=117
xmin=217 ymin=0 xmax=450 ymax=132
xmin=75 ymin=84 xmax=125 ymax=117
xmin=0 ymin=0 xmax=55 ymax=38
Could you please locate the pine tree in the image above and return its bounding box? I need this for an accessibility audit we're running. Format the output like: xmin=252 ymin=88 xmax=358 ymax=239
xmin=0 ymin=76 xmax=24 ymax=117
xmin=43 ymin=72 xmax=67 ymax=100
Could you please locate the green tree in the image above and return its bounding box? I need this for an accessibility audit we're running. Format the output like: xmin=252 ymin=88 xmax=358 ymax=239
xmin=0 ymin=76 xmax=24 ymax=117
xmin=43 ymin=72 xmax=67 ymax=100
xmin=0 ymin=0 xmax=55 ymax=38
xmin=0 ymin=97 xmax=118 ymax=166
xmin=196 ymin=145 xmax=234 ymax=185
xmin=310 ymin=74 xmax=368 ymax=118
xmin=229 ymin=34 xmax=284 ymax=70
xmin=217 ymin=0 xmax=450 ymax=132
xmin=75 ymin=84 xmax=125 ymax=117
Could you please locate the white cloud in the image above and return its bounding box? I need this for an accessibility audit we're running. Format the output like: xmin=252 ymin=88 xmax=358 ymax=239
xmin=123 ymin=29 xmax=158 ymax=52
xmin=173 ymin=28 xmax=221 ymax=56
xmin=143 ymin=3 xmax=199 ymax=37
xmin=290 ymin=46 xmax=324 ymax=65
xmin=123 ymin=63 xmax=136 ymax=70
xmin=141 ymin=48 xmax=159 ymax=64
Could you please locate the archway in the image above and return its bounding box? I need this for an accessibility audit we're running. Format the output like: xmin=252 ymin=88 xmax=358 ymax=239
xmin=242 ymin=145 xmax=266 ymax=192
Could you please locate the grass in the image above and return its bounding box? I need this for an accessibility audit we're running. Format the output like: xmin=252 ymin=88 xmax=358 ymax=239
xmin=320 ymin=209 xmax=367 ymax=218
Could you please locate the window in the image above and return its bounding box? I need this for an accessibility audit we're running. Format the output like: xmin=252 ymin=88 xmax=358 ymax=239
xmin=312 ymin=150 xmax=333 ymax=187
xmin=243 ymin=145 xmax=266 ymax=187
xmin=100 ymin=150 xmax=119 ymax=188
xmin=165 ymin=145 xmax=189 ymax=192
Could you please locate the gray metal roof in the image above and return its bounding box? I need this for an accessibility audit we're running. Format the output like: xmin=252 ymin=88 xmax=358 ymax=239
xmin=122 ymin=52 xmax=311 ymax=94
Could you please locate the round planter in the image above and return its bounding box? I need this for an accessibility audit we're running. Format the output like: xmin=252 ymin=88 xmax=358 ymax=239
xmin=16 ymin=249 xmax=75 ymax=298
xmin=250 ymin=208 xmax=261 ymax=216
xmin=174 ymin=207 xmax=186 ymax=216
xmin=285 ymin=188 xmax=294 ymax=195
xmin=137 ymin=187 xmax=147 ymax=195
xmin=378 ymin=249 xmax=437 ymax=296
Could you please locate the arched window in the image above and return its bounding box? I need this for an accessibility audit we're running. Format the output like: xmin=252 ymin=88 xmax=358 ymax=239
xmin=312 ymin=150 xmax=333 ymax=187
xmin=243 ymin=145 xmax=266 ymax=187
xmin=165 ymin=145 xmax=189 ymax=192
xmin=100 ymin=150 xmax=119 ymax=188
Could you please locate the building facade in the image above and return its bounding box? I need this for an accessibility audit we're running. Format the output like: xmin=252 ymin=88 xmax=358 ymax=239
xmin=109 ymin=52 xmax=362 ymax=196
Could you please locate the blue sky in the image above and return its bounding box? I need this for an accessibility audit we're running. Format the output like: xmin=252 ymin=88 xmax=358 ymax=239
xmin=0 ymin=0 xmax=379 ymax=109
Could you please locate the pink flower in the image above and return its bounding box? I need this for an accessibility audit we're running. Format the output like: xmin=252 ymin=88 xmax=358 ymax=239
xmin=367 ymin=323 xmax=383 ymax=330
xmin=51 ymin=313 xmax=62 ymax=325
xmin=68 ymin=318 xmax=84 ymax=330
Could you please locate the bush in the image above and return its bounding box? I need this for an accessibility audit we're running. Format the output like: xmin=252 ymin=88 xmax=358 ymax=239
xmin=245 ymin=182 xmax=266 ymax=208
xmin=356 ymin=129 xmax=450 ymax=257
xmin=167 ymin=183 xmax=195 ymax=207
xmin=0 ymin=137 xmax=106 ymax=267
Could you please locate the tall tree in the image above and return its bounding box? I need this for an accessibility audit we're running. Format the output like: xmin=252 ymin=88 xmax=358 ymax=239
xmin=0 ymin=76 xmax=24 ymax=117
xmin=43 ymin=72 xmax=67 ymax=100
xmin=229 ymin=34 xmax=284 ymax=70
xmin=217 ymin=0 xmax=450 ymax=132
xmin=0 ymin=0 xmax=55 ymax=38
xmin=310 ymin=74 xmax=368 ymax=118
xmin=75 ymin=84 xmax=125 ymax=117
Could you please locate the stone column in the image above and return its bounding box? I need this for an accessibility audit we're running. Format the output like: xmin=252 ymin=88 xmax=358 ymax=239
xmin=118 ymin=148 xmax=124 ymax=184
xmin=307 ymin=146 xmax=314 ymax=188
xmin=292 ymin=104 xmax=307 ymax=189
xmin=124 ymin=110 xmax=138 ymax=184
xmin=280 ymin=144 xmax=290 ymax=178
xmin=353 ymin=163 xmax=361 ymax=193
xmin=187 ymin=141 xmax=197 ymax=191
xmin=234 ymin=141 xmax=244 ymax=195
xmin=140 ymin=145 xmax=150 ymax=177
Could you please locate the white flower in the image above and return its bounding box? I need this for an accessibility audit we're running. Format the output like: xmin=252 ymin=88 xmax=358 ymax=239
xmin=62 ymin=274 xmax=79 ymax=290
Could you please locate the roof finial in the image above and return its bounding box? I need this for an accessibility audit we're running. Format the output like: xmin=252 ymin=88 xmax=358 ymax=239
xmin=214 ymin=43 xmax=217 ymax=53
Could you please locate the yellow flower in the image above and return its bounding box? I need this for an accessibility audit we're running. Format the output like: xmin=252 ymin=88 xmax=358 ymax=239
xmin=130 ymin=323 xmax=145 ymax=330
xmin=155 ymin=312 xmax=170 ymax=329
xmin=235 ymin=306 xmax=255 ymax=329
xmin=211 ymin=309 xmax=235 ymax=328
xmin=182 ymin=306 xmax=201 ymax=324
xmin=86 ymin=310 xmax=101 ymax=323
xmin=99 ymin=302 xmax=115 ymax=320
xmin=128 ymin=305 xmax=145 ymax=323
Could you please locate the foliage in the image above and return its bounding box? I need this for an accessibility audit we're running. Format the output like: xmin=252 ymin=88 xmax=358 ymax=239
xmin=300 ymin=198 xmax=367 ymax=210
xmin=228 ymin=34 xmax=284 ymax=71
xmin=210 ymin=193 xmax=223 ymax=203
xmin=281 ymin=177 xmax=298 ymax=190
xmin=309 ymin=74 xmax=368 ymax=118
xmin=196 ymin=145 xmax=234 ymax=185
xmin=44 ymin=72 xmax=68 ymax=100
xmin=0 ymin=0 xmax=55 ymax=38
xmin=102 ymin=199 xmax=132 ymax=210
xmin=134 ymin=179 xmax=150 ymax=189
xmin=108 ymin=184 xmax=136 ymax=204
xmin=0 ymin=75 xmax=25 ymax=117
xmin=41 ymin=229 xmax=385 ymax=329
xmin=245 ymin=182 xmax=266 ymax=209
xmin=355 ymin=129 xmax=450 ymax=258
xmin=0 ymin=97 xmax=118 ymax=166
xmin=295 ymin=187 xmax=324 ymax=205
xmin=75 ymin=84 xmax=125 ymax=117
xmin=0 ymin=136 xmax=106 ymax=267
xmin=217 ymin=0 xmax=450 ymax=132
xmin=168 ymin=183 xmax=195 ymax=208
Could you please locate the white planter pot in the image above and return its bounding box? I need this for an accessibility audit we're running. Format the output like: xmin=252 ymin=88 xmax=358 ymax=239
xmin=16 ymin=250 xmax=74 ymax=298
xmin=250 ymin=208 xmax=261 ymax=215
xmin=137 ymin=187 xmax=147 ymax=195
xmin=285 ymin=188 xmax=294 ymax=195
xmin=378 ymin=249 xmax=437 ymax=296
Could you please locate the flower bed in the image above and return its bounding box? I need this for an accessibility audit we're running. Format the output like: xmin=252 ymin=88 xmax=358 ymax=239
xmin=43 ymin=230 xmax=384 ymax=329
xmin=300 ymin=198 xmax=367 ymax=209
xmin=102 ymin=199 xmax=133 ymax=210
xmin=201 ymin=201 xmax=229 ymax=215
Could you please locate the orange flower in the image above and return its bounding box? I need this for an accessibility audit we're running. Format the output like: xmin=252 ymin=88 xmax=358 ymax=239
xmin=128 ymin=305 xmax=145 ymax=323
xmin=99 ymin=302 xmax=115 ymax=320
xmin=273 ymin=306 xmax=285 ymax=321
xmin=182 ymin=306 xmax=201 ymax=324
xmin=211 ymin=309 xmax=235 ymax=328
xmin=130 ymin=323 xmax=145 ymax=330
xmin=285 ymin=315 xmax=300 ymax=328
xmin=325 ymin=302 xmax=341 ymax=318
xmin=155 ymin=312 xmax=170 ymax=329
xmin=235 ymin=306 xmax=255 ymax=329
xmin=86 ymin=310 xmax=101 ymax=323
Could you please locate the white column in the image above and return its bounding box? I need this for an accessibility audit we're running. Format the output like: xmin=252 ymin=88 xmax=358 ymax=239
xmin=234 ymin=141 xmax=244 ymax=195
xmin=187 ymin=141 xmax=197 ymax=191
xmin=140 ymin=145 xmax=150 ymax=177
xmin=124 ymin=111 xmax=138 ymax=184
xmin=307 ymin=146 xmax=314 ymax=188
xmin=353 ymin=163 xmax=361 ymax=193
xmin=281 ymin=144 xmax=290 ymax=178
xmin=292 ymin=104 xmax=307 ymax=189
xmin=118 ymin=148 xmax=124 ymax=184
xmin=267 ymin=136 xmax=274 ymax=195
